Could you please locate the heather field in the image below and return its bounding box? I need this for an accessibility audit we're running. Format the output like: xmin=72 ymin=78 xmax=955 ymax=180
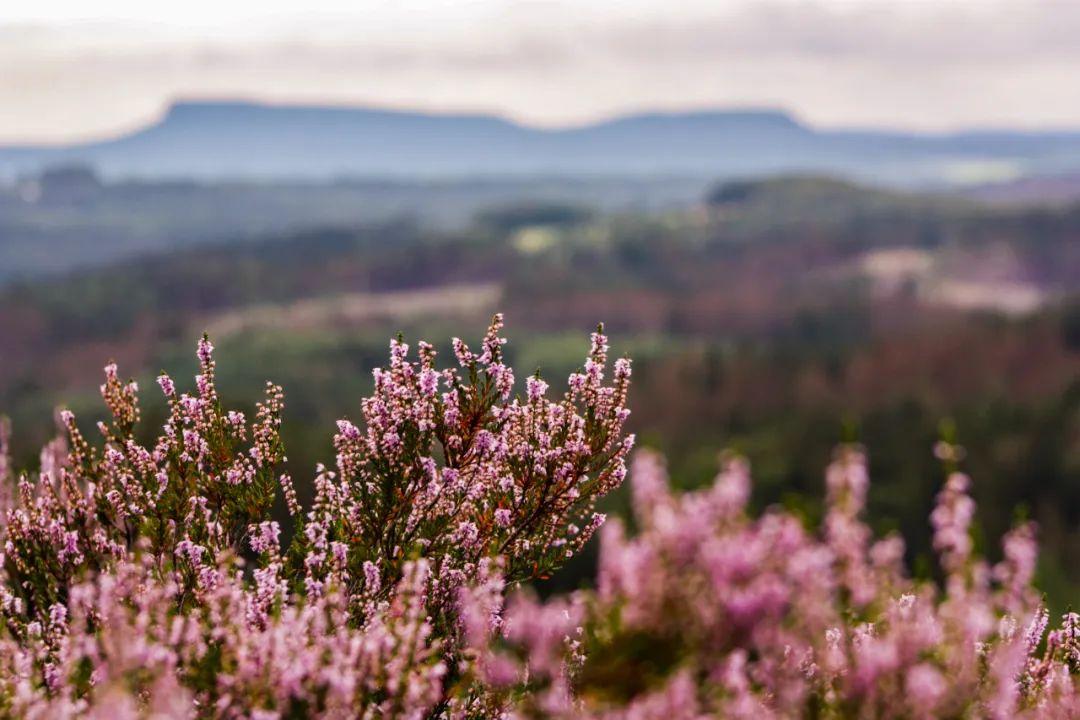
xmin=0 ymin=317 xmax=1078 ymax=717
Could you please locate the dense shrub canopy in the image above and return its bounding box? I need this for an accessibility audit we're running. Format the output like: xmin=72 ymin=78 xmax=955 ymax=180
xmin=0 ymin=317 xmax=1077 ymax=718
xmin=0 ymin=316 xmax=633 ymax=717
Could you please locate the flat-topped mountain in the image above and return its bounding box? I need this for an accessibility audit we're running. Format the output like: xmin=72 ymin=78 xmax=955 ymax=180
xmin=4 ymin=101 xmax=1080 ymax=182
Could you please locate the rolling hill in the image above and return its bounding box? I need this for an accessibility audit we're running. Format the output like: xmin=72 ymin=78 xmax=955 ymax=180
xmin=5 ymin=101 xmax=1080 ymax=183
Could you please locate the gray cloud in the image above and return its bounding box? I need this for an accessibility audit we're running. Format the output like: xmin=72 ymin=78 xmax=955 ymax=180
xmin=3 ymin=1 xmax=1080 ymax=142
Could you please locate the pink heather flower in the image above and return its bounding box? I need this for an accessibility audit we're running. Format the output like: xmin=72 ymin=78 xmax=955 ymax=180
xmin=330 ymin=541 xmax=348 ymax=567
xmin=455 ymin=521 xmax=480 ymax=549
xmin=473 ymin=429 xmax=496 ymax=455
xmin=870 ymin=534 xmax=905 ymax=569
xmin=157 ymin=374 xmax=176 ymax=396
xmin=479 ymin=313 xmax=507 ymax=364
xmin=419 ymin=368 xmax=439 ymax=397
xmin=197 ymin=336 xmax=214 ymax=365
xmin=363 ymin=561 xmax=381 ymax=594
xmin=568 ymin=373 xmax=587 ymax=393
xmin=932 ymin=472 xmax=976 ymax=574
xmin=225 ymin=465 xmax=245 ymax=485
xmin=336 ymin=419 xmax=361 ymax=441
xmin=174 ymin=539 xmax=205 ymax=565
xmin=279 ymin=473 xmax=300 ymax=516
xmin=451 ymin=337 xmax=474 ymax=366
xmin=491 ymin=363 xmax=515 ymax=399
xmin=390 ymin=338 xmax=409 ymax=363
xmin=482 ymin=654 xmax=520 ymax=687
xmin=249 ymin=521 xmax=281 ymax=554
xmin=584 ymin=359 xmax=603 ymax=386
xmin=180 ymin=395 xmax=201 ymax=417
xmin=48 ymin=603 xmax=67 ymax=628
xmin=1024 ymin=606 xmax=1049 ymax=654
xmin=526 ymin=376 xmax=548 ymax=403
xmin=58 ymin=531 xmax=82 ymax=563
xmin=589 ymin=329 xmax=609 ymax=361
xmin=494 ymin=508 xmax=513 ymax=527
xmin=906 ymin=663 xmax=946 ymax=714
xmin=996 ymin=523 xmax=1038 ymax=614
xmin=712 ymin=455 xmax=750 ymax=516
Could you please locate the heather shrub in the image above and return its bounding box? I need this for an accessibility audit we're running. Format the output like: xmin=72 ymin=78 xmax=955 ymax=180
xmin=482 ymin=449 xmax=1080 ymax=719
xmin=0 ymin=316 xmax=633 ymax=717
xmin=1 ymin=314 xmax=1078 ymax=719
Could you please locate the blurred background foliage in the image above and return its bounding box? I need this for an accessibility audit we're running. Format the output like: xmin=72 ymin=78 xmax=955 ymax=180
xmin=1 ymin=172 xmax=1077 ymax=606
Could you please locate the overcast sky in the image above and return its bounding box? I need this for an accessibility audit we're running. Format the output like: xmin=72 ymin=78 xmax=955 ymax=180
xmin=3 ymin=0 xmax=1080 ymax=143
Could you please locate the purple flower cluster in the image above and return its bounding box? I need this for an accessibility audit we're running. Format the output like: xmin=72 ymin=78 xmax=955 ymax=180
xmin=0 ymin=317 xmax=634 ymax=717
xmin=324 ymin=315 xmax=634 ymax=595
xmin=486 ymin=446 xmax=1079 ymax=718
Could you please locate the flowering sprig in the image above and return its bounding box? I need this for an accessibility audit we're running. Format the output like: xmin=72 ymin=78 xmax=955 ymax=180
xmin=313 ymin=315 xmax=634 ymax=606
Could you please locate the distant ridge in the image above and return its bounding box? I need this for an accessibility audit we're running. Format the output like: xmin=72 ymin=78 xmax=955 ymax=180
xmin=4 ymin=100 xmax=1080 ymax=184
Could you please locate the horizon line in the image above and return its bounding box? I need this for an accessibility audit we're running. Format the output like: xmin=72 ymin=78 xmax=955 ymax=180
xmin=7 ymin=96 xmax=1080 ymax=149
